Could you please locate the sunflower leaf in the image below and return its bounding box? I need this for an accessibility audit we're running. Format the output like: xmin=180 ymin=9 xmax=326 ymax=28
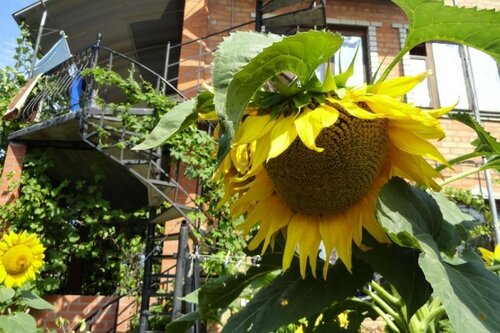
xmin=0 ymin=313 xmax=36 ymax=333
xmin=216 ymin=31 xmax=343 ymax=163
xmin=394 ymin=0 xmax=500 ymax=61
xmin=354 ymin=236 xmax=432 ymax=318
xmin=198 ymin=252 xmax=283 ymax=317
xmin=133 ymin=99 xmax=197 ymax=150
xmin=221 ymin=258 xmax=373 ymax=333
xmin=213 ymin=31 xmax=283 ymax=163
xmin=449 ymin=112 xmax=500 ymax=172
xmin=378 ymin=178 xmax=500 ymax=333
xmin=19 ymin=291 xmax=54 ymax=310
xmin=165 ymin=310 xmax=203 ymax=333
xmin=0 ymin=287 xmax=15 ymax=303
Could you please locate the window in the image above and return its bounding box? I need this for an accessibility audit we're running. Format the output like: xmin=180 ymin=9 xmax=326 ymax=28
xmin=315 ymin=26 xmax=369 ymax=86
xmin=408 ymin=42 xmax=500 ymax=114
xmin=331 ymin=27 xmax=368 ymax=86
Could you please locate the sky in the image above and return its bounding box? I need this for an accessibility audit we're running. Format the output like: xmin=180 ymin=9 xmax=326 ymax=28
xmin=0 ymin=0 xmax=36 ymax=68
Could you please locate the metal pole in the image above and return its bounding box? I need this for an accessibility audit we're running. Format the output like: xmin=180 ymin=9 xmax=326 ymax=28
xmin=453 ymin=0 xmax=500 ymax=244
xmin=161 ymin=41 xmax=171 ymax=94
xmin=172 ymin=221 xmax=189 ymax=320
xmin=29 ymin=1 xmax=47 ymax=78
xmin=255 ymin=0 xmax=263 ymax=32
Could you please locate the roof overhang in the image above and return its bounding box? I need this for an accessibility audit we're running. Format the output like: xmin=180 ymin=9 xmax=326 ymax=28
xmin=13 ymin=0 xmax=184 ymax=76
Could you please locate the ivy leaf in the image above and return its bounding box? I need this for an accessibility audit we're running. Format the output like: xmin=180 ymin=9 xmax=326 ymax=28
xmin=377 ymin=178 xmax=500 ymax=333
xmin=132 ymin=99 xmax=197 ymax=150
xmin=393 ymin=0 xmax=500 ymax=62
xmin=221 ymin=258 xmax=373 ymax=333
xmin=217 ymin=31 xmax=343 ymax=163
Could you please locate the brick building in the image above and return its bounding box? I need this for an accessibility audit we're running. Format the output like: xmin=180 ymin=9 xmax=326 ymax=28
xmin=2 ymin=0 xmax=499 ymax=332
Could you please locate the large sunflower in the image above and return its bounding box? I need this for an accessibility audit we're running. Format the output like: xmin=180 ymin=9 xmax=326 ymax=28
xmin=216 ymin=71 xmax=453 ymax=278
xmin=0 ymin=230 xmax=46 ymax=288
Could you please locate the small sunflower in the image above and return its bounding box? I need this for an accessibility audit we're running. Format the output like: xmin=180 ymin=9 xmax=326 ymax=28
xmin=478 ymin=246 xmax=500 ymax=265
xmin=0 ymin=230 xmax=46 ymax=288
xmin=216 ymin=71 xmax=453 ymax=278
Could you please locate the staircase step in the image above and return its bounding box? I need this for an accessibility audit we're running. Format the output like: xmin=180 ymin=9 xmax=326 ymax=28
xmin=148 ymin=178 xmax=177 ymax=189
xmin=145 ymin=291 xmax=175 ymax=297
xmin=150 ymin=205 xmax=193 ymax=224
xmin=148 ymin=273 xmax=176 ymax=279
xmin=151 ymin=253 xmax=177 ymax=260
xmin=151 ymin=232 xmax=180 ymax=242
xmin=121 ymin=159 xmax=150 ymax=165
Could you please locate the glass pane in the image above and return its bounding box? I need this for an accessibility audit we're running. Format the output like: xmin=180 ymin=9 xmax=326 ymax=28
xmin=432 ymin=43 xmax=469 ymax=109
xmin=469 ymin=48 xmax=500 ymax=112
xmin=408 ymin=56 xmax=431 ymax=108
xmin=332 ymin=36 xmax=365 ymax=86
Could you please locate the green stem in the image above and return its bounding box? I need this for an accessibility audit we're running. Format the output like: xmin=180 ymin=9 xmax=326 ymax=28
xmin=371 ymin=304 xmax=401 ymax=333
xmin=370 ymin=281 xmax=401 ymax=306
xmin=427 ymin=297 xmax=443 ymax=312
xmin=486 ymin=264 xmax=500 ymax=272
xmin=421 ymin=305 xmax=447 ymax=330
xmin=435 ymin=152 xmax=483 ymax=172
xmin=378 ymin=47 xmax=410 ymax=83
xmin=364 ymin=287 xmax=408 ymax=332
xmin=409 ymin=313 xmax=423 ymax=333
xmin=440 ymin=165 xmax=484 ymax=186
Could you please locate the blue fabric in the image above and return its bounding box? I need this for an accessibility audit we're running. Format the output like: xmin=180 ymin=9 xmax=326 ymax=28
xmin=33 ymin=37 xmax=72 ymax=76
xmin=70 ymin=75 xmax=84 ymax=112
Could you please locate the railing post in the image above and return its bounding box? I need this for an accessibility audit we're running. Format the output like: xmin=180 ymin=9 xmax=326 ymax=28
xmin=158 ymin=41 xmax=171 ymax=94
xmin=87 ymin=33 xmax=102 ymax=113
xmin=172 ymin=221 xmax=189 ymax=320
xmin=139 ymin=223 xmax=155 ymax=333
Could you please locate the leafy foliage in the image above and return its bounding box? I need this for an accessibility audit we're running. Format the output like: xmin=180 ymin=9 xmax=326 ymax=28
xmin=378 ymin=178 xmax=500 ymax=332
xmin=0 ymin=153 xmax=146 ymax=295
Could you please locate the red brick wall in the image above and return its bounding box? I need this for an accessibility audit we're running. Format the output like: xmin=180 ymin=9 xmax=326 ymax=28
xmin=0 ymin=143 xmax=26 ymax=208
xmin=36 ymin=295 xmax=137 ymax=333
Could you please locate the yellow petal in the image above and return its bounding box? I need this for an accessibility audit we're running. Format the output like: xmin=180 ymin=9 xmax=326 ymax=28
xmin=231 ymin=144 xmax=251 ymax=174
xmin=388 ymin=126 xmax=448 ymax=165
xmin=479 ymin=247 xmax=494 ymax=264
xmin=334 ymin=100 xmax=379 ymax=120
xmin=319 ymin=217 xmax=338 ymax=279
xmin=291 ymin=214 xmax=321 ymax=278
xmin=494 ymin=245 xmax=500 ymax=262
xmin=261 ymin=196 xmax=293 ymax=253
xmin=234 ymin=115 xmax=275 ymax=145
xmin=331 ymin=213 xmax=354 ymax=272
xmin=283 ymin=213 xmax=307 ymax=273
xmin=268 ymin=116 xmax=298 ymax=160
xmin=370 ymin=71 xmax=431 ymax=97
xmin=294 ymin=106 xmax=339 ymax=152
xmin=389 ymin=147 xmax=441 ymax=190
xmin=426 ymin=104 xmax=456 ymax=119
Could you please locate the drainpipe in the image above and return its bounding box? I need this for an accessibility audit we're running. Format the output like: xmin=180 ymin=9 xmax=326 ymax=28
xmin=29 ymin=0 xmax=47 ymax=78
xmin=453 ymin=0 xmax=500 ymax=244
